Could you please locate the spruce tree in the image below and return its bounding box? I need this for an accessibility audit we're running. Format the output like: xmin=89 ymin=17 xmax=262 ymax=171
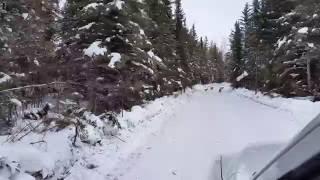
xmin=188 ymin=24 xmax=198 ymax=60
xmin=175 ymin=0 xmax=189 ymax=73
xmin=241 ymin=2 xmax=250 ymax=59
xmin=229 ymin=22 xmax=244 ymax=87
xmin=209 ymin=42 xmax=224 ymax=82
xmin=144 ymin=0 xmax=176 ymax=64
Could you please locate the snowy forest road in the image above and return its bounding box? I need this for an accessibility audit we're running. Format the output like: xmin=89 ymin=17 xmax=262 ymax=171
xmin=110 ymin=85 xmax=303 ymax=180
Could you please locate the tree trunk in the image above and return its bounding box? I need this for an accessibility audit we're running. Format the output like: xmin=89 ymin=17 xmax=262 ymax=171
xmin=307 ymin=58 xmax=312 ymax=91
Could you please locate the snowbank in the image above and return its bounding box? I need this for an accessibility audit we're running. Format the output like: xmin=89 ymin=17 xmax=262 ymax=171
xmin=231 ymin=86 xmax=320 ymax=128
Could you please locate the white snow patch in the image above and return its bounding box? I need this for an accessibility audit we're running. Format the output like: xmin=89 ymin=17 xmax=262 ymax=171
xmin=83 ymin=41 xmax=107 ymax=57
xmin=308 ymin=43 xmax=315 ymax=48
xmin=109 ymin=0 xmax=124 ymax=10
xmin=78 ymin=22 xmax=95 ymax=30
xmin=83 ymin=3 xmax=103 ymax=11
xmin=277 ymin=36 xmax=287 ymax=49
xmin=6 ymin=27 xmax=12 ymax=32
xmin=0 ymin=72 xmax=11 ymax=84
xmin=10 ymin=99 xmax=22 ymax=107
xmin=108 ymin=53 xmax=121 ymax=68
xmin=11 ymin=73 xmax=25 ymax=78
xmin=298 ymin=27 xmax=309 ymax=34
xmin=147 ymin=50 xmax=163 ymax=62
xmin=290 ymin=73 xmax=300 ymax=78
xmin=285 ymin=12 xmax=296 ymax=17
xmin=34 ymin=59 xmax=40 ymax=66
xmin=139 ymin=29 xmax=145 ymax=35
xmin=58 ymin=0 xmax=67 ymax=10
xmin=22 ymin=13 xmax=29 ymax=20
xmin=236 ymin=71 xmax=249 ymax=82
xmin=131 ymin=61 xmax=154 ymax=74
xmin=0 ymin=144 xmax=56 ymax=178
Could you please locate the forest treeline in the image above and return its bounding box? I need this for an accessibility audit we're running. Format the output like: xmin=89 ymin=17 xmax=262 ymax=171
xmin=0 ymin=0 xmax=224 ymax=117
xmin=227 ymin=0 xmax=320 ymax=97
xmin=1 ymin=0 xmax=320 ymax=125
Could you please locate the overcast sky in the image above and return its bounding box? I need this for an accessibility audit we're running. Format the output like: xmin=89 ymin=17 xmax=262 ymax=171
xmin=182 ymin=0 xmax=250 ymax=48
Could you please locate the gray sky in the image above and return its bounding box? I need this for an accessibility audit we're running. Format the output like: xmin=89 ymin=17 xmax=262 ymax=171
xmin=182 ymin=0 xmax=250 ymax=47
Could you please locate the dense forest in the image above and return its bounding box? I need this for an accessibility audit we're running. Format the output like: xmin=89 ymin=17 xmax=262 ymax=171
xmin=0 ymin=0 xmax=224 ymax=128
xmin=1 ymin=0 xmax=320 ymax=129
xmin=228 ymin=0 xmax=320 ymax=98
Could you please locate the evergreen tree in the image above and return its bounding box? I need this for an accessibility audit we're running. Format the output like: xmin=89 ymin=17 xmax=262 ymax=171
xmin=241 ymin=2 xmax=250 ymax=58
xmin=230 ymin=0 xmax=320 ymax=97
xmin=229 ymin=22 xmax=244 ymax=87
xmin=188 ymin=24 xmax=198 ymax=60
xmin=0 ymin=0 xmax=58 ymax=84
xmin=175 ymin=0 xmax=189 ymax=73
xmin=209 ymin=42 xmax=224 ymax=82
xmin=240 ymin=2 xmax=256 ymax=87
xmin=144 ymin=0 xmax=176 ymax=64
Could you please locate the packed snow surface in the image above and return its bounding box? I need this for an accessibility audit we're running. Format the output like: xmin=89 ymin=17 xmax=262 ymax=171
xmin=1 ymin=83 xmax=320 ymax=180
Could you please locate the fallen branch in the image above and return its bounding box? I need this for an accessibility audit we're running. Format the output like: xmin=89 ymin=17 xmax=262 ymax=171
xmin=72 ymin=121 xmax=79 ymax=147
xmin=0 ymin=81 xmax=67 ymax=93
xmin=30 ymin=140 xmax=46 ymax=145
xmin=15 ymin=121 xmax=44 ymax=142
xmin=4 ymin=121 xmax=33 ymax=143
xmin=111 ymin=134 xmax=126 ymax=143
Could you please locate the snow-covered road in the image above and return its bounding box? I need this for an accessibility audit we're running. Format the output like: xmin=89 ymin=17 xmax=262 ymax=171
xmin=108 ymin=84 xmax=319 ymax=180
xmin=2 ymin=84 xmax=319 ymax=180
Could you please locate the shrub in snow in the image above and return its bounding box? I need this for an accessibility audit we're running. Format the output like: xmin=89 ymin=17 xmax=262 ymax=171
xmin=63 ymin=105 xmax=122 ymax=145
xmin=78 ymin=112 xmax=121 ymax=145
xmin=79 ymin=123 xmax=102 ymax=145
xmin=23 ymin=103 xmax=52 ymax=120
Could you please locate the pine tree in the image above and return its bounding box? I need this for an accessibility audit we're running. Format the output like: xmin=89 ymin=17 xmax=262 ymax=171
xmin=252 ymin=0 xmax=261 ymax=34
xmin=241 ymin=3 xmax=250 ymax=58
xmin=231 ymin=0 xmax=320 ymax=97
xmin=229 ymin=22 xmax=244 ymax=87
xmin=144 ymin=0 xmax=176 ymax=64
xmin=188 ymin=24 xmax=198 ymax=60
xmin=175 ymin=0 xmax=189 ymax=72
xmin=61 ymin=0 xmax=168 ymax=112
xmin=209 ymin=42 xmax=224 ymax=82
xmin=240 ymin=2 xmax=259 ymax=88
xmin=0 ymin=0 xmax=58 ymax=84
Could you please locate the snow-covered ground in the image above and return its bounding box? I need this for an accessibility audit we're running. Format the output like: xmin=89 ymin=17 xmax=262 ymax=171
xmin=1 ymin=83 xmax=320 ymax=180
